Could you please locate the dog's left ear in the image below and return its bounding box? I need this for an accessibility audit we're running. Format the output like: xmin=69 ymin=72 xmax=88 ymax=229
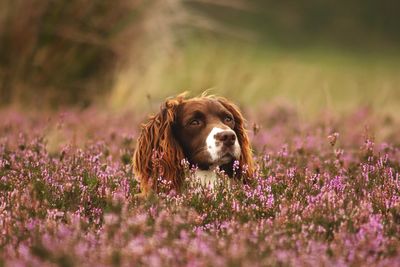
xmin=133 ymin=96 xmax=186 ymax=195
xmin=216 ymin=97 xmax=254 ymax=180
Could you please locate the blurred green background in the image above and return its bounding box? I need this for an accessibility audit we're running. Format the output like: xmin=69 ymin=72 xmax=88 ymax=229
xmin=1 ymin=0 xmax=399 ymax=116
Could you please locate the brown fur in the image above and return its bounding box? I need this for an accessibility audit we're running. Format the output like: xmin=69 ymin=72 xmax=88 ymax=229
xmin=133 ymin=93 xmax=253 ymax=195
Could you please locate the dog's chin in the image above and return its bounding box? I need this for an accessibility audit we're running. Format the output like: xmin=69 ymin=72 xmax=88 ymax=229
xmin=194 ymin=155 xmax=236 ymax=170
xmin=191 ymin=150 xmax=239 ymax=170
xmin=215 ymin=152 xmax=238 ymax=166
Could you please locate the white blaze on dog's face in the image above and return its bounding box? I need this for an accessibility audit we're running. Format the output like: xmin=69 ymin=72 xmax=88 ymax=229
xmin=173 ymin=98 xmax=242 ymax=171
xmin=206 ymin=127 xmax=241 ymax=166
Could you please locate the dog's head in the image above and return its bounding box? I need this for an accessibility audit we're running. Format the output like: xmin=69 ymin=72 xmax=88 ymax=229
xmin=133 ymin=93 xmax=253 ymax=194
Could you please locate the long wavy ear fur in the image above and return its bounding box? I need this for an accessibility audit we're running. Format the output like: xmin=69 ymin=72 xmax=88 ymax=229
xmin=133 ymin=96 xmax=185 ymax=195
xmin=216 ymin=97 xmax=254 ymax=180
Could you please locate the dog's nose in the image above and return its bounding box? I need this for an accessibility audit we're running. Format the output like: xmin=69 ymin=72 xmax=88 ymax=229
xmin=215 ymin=131 xmax=236 ymax=146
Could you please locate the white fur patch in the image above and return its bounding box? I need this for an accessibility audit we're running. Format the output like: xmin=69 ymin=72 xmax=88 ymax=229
xmin=196 ymin=169 xmax=218 ymax=189
xmin=206 ymin=127 xmax=225 ymax=162
xmin=195 ymin=169 xmax=231 ymax=190
xmin=232 ymin=140 xmax=241 ymax=159
xmin=205 ymin=127 xmax=241 ymax=164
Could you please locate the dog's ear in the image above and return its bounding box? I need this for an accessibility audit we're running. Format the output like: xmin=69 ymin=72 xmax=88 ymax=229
xmin=216 ymin=97 xmax=254 ymax=180
xmin=133 ymin=97 xmax=186 ymax=195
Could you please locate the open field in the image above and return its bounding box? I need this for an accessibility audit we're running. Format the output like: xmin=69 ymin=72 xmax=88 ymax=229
xmin=1 ymin=1 xmax=400 ymax=266
xmin=1 ymin=105 xmax=399 ymax=266
xmin=109 ymin=40 xmax=400 ymax=119
xmin=1 ymin=1 xmax=399 ymax=116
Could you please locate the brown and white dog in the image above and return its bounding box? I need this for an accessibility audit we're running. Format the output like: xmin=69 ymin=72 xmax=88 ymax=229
xmin=133 ymin=93 xmax=253 ymax=195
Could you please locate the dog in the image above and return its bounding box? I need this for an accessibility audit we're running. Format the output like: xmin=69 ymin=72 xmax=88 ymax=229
xmin=133 ymin=93 xmax=253 ymax=195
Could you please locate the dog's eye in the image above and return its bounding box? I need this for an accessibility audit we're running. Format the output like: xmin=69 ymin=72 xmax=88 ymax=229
xmin=189 ymin=119 xmax=201 ymax=126
xmin=224 ymin=116 xmax=233 ymax=123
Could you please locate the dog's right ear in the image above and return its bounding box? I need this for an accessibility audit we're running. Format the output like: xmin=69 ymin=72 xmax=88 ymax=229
xmin=133 ymin=96 xmax=186 ymax=195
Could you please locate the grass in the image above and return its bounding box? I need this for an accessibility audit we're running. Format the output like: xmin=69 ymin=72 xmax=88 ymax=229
xmin=109 ymin=38 xmax=400 ymax=119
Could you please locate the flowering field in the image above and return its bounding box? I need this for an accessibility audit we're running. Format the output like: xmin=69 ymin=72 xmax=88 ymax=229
xmin=1 ymin=106 xmax=399 ymax=266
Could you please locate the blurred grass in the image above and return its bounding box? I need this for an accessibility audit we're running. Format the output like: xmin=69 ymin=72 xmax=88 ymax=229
xmin=0 ymin=0 xmax=151 ymax=107
xmin=1 ymin=0 xmax=399 ymax=118
xmin=109 ymin=38 xmax=400 ymax=118
xmin=187 ymin=0 xmax=400 ymax=50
